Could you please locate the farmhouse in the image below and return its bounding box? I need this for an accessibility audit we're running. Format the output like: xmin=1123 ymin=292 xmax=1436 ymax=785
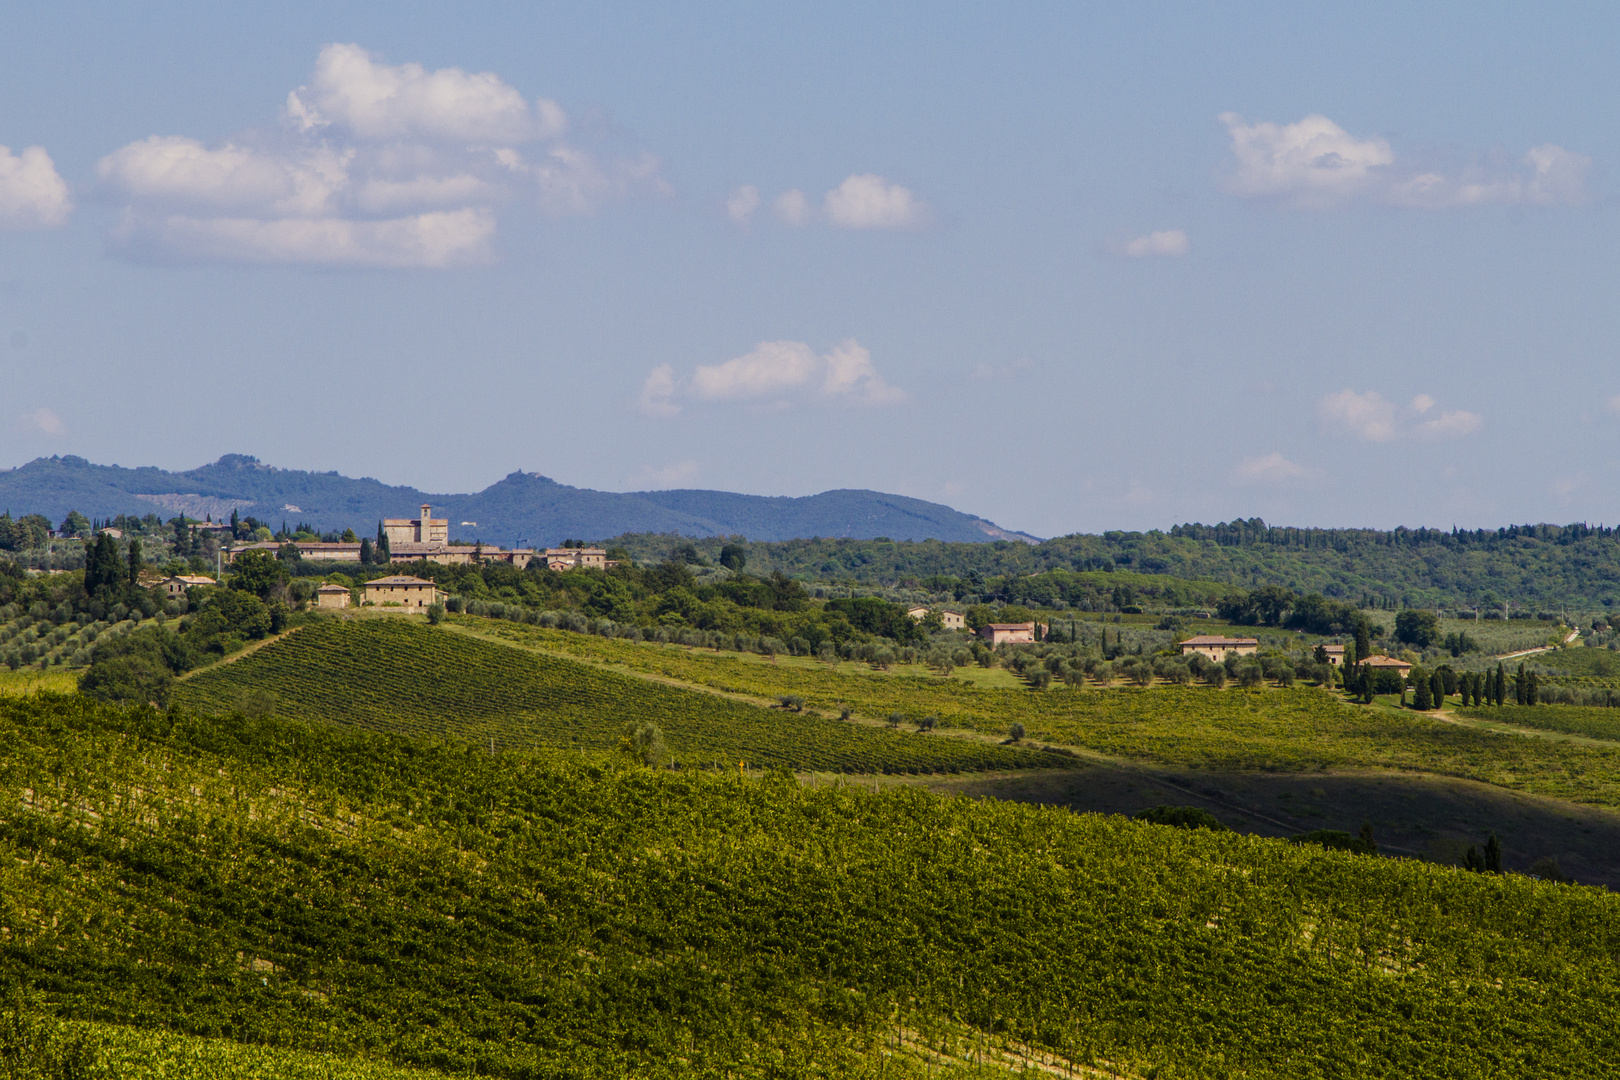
xmin=364 ymin=575 xmax=440 ymax=609
xmin=906 ymin=607 xmax=967 ymax=630
xmin=315 ymin=583 xmax=352 ymax=609
xmin=544 ymin=547 xmax=610 ymax=571
xmin=980 ymin=622 xmax=1036 ymax=646
xmin=1322 ymin=644 xmax=1346 ymax=667
xmin=162 ymin=575 xmax=216 ymax=599
xmin=1178 ymin=635 xmax=1259 ymax=662
xmin=1358 ymin=654 xmax=1412 ymax=681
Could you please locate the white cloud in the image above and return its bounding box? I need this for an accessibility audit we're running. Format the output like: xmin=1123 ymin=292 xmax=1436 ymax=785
xmin=823 ymin=174 xmax=927 ymax=229
xmin=1233 ymin=452 xmax=1315 ymax=485
xmin=820 ymin=339 xmax=906 ymax=404
xmin=1114 ymin=228 xmax=1189 ymax=257
xmin=726 ymin=185 xmax=760 ymax=225
xmin=1415 ymin=409 xmax=1482 ymax=440
xmin=635 ymin=363 xmax=681 ymax=417
xmin=773 ymin=189 xmax=810 ymax=226
xmin=24 ymin=407 xmax=64 ymax=435
xmin=109 ymin=208 xmax=495 ymax=268
xmin=1318 ymin=389 xmax=1398 ymax=441
xmin=1220 ymin=112 xmax=1589 ymax=210
xmin=0 ymin=145 xmax=71 ymax=229
xmin=97 ymin=44 xmax=659 ymax=266
xmin=1220 ymin=113 xmax=1393 ymax=209
xmin=287 ymin=43 xmax=562 ymax=143
xmin=638 ymin=338 xmax=906 ymax=414
xmin=1319 ymin=388 xmax=1482 ymax=442
xmin=693 ymin=340 xmax=820 ymax=400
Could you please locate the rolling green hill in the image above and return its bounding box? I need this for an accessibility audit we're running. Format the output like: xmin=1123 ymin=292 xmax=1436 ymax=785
xmin=171 ymin=618 xmax=1068 ymax=775
xmin=613 ymin=520 xmax=1620 ymax=612
xmin=3 ymin=692 xmax=1619 ymax=1078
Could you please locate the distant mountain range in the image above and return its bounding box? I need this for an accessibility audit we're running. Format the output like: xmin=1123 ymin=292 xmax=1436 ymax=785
xmin=0 ymin=455 xmax=1040 ymax=546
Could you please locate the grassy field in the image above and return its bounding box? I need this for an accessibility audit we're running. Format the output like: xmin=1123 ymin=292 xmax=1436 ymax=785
xmin=1532 ymin=643 xmax=1620 ymax=678
xmin=172 ymin=619 xmax=1070 ymax=775
xmin=457 ymin=618 xmax=1620 ymax=808
xmin=3 ymin=692 xmax=1619 ymax=1078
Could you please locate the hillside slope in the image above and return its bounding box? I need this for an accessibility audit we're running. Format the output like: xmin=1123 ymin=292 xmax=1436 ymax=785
xmin=171 ymin=618 xmax=1068 ymax=774
xmin=3 ymin=693 xmax=1618 ymax=1078
xmin=0 ymin=454 xmax=1036 ymax=544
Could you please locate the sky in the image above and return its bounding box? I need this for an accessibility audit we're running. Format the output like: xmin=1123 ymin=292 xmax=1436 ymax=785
xmin=2 ymin=3 xmax=1619 ymax=539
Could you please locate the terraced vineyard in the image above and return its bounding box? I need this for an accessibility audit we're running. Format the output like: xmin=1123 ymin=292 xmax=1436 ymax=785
xmin=174 ymin=619 xmax=1070 ymax=775
xmin=462 ymin=619 xmax=1620 ymax=807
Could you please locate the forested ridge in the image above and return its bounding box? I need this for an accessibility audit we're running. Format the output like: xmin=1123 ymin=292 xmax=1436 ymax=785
xmin=610 ymin=519 xmax=1620 ymax=612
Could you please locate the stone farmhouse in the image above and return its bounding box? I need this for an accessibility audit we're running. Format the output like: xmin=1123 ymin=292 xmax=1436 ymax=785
xmin=1178 ymin=635 xmax=1259 ymax=662
xmin=981 ymin=622 xmax=1037 ymax=646
xmin=907 ymin=607 xmax=967 ymax=630
xmin=545 ymin=547 xmax=611 ymax=571
xmin=1321 ymin=644 xmax=1345 ymax=667
xmin=162 ymin=575 xmax=216 ymax=599
xmin=1358 ymin=654 xmax=1413 ymax=681
xmin=315 ymin=583 xmax=352 ymax=609
xmin=364 ymin=575 xmax=440 ymax=609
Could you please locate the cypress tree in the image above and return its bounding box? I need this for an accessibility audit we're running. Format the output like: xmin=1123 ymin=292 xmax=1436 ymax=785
xmin=1526 ymin=670 xmax=1539 ymax=706
xmin=1431 ymin=671 xmax=1444 ymax=706
xmin=1354 ymin=619 xmax=1372 ymax=664
xmin=1495 ymin=663 xmax=1506 ymax=706
xmin=1484 ymin=834 xmax=1503 ymax=874
xmin=1413 ymin=675 xmax=1432 ymax=710
xmin=359 ymin=538 xmax=374 ymax=566
xmin=127 ymin=538 xmax=142 ymax=587
xmin=1516 ymin=663 xmax=1527 ymax=705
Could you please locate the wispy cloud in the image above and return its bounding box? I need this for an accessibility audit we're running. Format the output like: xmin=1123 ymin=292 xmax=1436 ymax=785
xmin=1233 ymin=452 xmax=1317 ymax=485
xmin=726 ymin=185 xmax=760 ymax=225
xmin=1219 ymin=112 xmax=1590 ymax=210
xmin=22 ymin=407 xmax=64 ymax=435
xmin=733 ymin=175 xmax=928 ymax=230
xmin=636 ymin=339 xmax=905 ymax=416
xmin=1111 ymin=229 xmax=1189 ymax=257
xmin=1318 ymin=388 xmax=1481 ymax=442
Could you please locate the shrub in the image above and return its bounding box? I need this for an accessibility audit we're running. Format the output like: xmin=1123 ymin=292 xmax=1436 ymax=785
xmin=1134 ymin=805 xmax=1226 ymax=831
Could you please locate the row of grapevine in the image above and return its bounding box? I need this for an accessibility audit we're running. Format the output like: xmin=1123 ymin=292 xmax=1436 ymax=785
xmin=464 ymin=618 xmax=1620 ymax=809
xmin=0 ymin=692 xmax=1616 ymax=1078
xmin=173 ymin=619 xmax=1073 ymax=775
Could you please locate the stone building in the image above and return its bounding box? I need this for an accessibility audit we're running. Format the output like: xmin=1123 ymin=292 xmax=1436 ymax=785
xmin=162 ymin=575 xmax=216 ymax=599
xmin=1178 ymin=635 xmax=1260 ymax=662
xmin=315 ymin=583 xmax=352 ymax=609
xmin=980 ymin=622 xmax=1037 ymax=646
xmin=384 ymin=505 xmax=449 ymax=547
xmin=364 ymin=575 xmax=440 ymax=609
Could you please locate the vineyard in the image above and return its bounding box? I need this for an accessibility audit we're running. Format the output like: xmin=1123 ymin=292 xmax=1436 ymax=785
xmin=172 ymin=619 xmax=1070 ymax=775
xmin=1456 ymin=703 xmax=1620 ymax=743
xmin=2 ymin=693 xmax=1618 ymax=1078
xmin=459 ymin=619 xmax=1620 ymax=807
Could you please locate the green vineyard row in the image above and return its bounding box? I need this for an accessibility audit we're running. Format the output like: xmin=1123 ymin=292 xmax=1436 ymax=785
xmin=173 ymin=619 xmax=1071 ymax=775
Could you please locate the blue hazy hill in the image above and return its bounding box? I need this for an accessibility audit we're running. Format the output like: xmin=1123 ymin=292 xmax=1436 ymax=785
xmin=0 ymin=454 xmax=1039 ymax=546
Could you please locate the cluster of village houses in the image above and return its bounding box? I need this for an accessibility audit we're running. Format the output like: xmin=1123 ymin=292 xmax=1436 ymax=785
xmin=174 ymin=505 xmax=1417 ymax=676
xmin=1176 ymin=635 xmax=1413 ymax=679
xmin=223 ymin=506 xmax=619 ymax=573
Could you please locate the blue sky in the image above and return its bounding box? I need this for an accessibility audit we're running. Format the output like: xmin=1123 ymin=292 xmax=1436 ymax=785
xmin=2 ymin=3 xmax=1618 ymax=538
